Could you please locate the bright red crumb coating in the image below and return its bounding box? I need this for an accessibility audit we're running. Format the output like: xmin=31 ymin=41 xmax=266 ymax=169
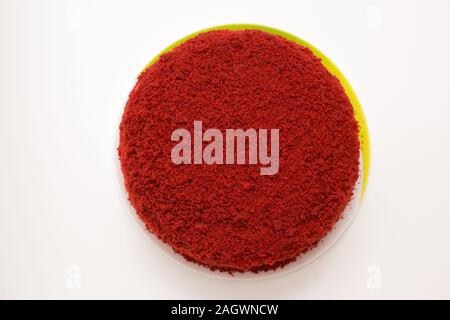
xmin=119 ymin=30 xmax=360 ymax=273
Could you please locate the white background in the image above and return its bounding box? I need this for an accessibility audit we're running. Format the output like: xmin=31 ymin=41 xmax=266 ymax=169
xmin=1 ymin=0 xmax=450 ymax=299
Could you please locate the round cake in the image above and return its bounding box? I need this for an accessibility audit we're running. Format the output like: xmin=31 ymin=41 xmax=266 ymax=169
xmin=119 ymin=29 xmax=360 ymax=272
